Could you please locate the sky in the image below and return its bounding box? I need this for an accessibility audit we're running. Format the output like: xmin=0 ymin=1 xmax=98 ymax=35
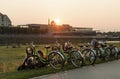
xmin=0 ymin=0 xmax=120 ymax=32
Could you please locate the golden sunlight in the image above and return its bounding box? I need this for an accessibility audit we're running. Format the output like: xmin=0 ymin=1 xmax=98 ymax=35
xmin=54 ymin=18 xmax=61 ymax=25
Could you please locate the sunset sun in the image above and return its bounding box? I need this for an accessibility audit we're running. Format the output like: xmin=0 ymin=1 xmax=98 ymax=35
xmin=54 ymin=18 xmax=61 ymax=25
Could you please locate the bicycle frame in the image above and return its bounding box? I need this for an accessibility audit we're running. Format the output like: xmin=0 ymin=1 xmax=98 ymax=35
xmin=59 ymin=46 xmax=73 ymax=61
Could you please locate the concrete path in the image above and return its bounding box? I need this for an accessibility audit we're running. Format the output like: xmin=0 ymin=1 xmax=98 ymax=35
xmin=30 ymin=60 xmax=120 ymax=79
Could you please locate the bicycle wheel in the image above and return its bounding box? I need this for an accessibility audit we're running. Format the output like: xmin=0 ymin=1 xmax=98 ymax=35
xmin=70 ymin=50 xmax=83 ymax=67
xmin=93 ymin=48 xmax=101 ymax=58
xmin=111 ymin=46 xmax=119 ymax=58
xmin=82 ymin=49 xmax=96 ymax=65
xmin=104 ymin=47 xmax=111 ymax=61
xmin=25 ymin=55 xmax=40 ymax=69
xmin=48 ymin=51 xmax=65 ymax=70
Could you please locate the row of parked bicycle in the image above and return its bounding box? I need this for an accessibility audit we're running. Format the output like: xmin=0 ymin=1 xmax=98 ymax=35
xmin=18 ymin=40 xmax=120 ymax=70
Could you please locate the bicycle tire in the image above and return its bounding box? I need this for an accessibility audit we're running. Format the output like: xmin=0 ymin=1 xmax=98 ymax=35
xmin=111 ymin=46 xmax=119 ymax=59
xmin=70 ymin=50 xmax=83 ymax=67
xmin=82 ymin=49 xmax=96 ymax=65
xmin=104 ymin=47 xmax=111 ymax=61
xmin=25 ymin=55 xmax=40 ymax=69
xmin=48 ymin=51 xmax=65 ymax=70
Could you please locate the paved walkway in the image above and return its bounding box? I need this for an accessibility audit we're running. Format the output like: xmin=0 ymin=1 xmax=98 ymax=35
xmin=30 ymin=60 xmax=120 ymax=79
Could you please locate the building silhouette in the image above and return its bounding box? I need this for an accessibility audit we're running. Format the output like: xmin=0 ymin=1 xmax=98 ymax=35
xmin=0 ymin=12 xmax=12 ymax=27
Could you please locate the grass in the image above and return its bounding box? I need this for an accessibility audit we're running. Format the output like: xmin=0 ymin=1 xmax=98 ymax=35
xmin=0 ymin=46 xmax=26 ymax=73
xmin=0 ymin=43 xmax=120 ymax=79
xmin=0 ymin=64 xmax=76 ymax=79
xmin=0 ymin=45 xmax=46 ymax=73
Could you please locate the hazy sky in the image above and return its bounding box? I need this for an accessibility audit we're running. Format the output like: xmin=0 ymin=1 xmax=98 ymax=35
xmin=0 ymin=0 xmax=120 ymax=32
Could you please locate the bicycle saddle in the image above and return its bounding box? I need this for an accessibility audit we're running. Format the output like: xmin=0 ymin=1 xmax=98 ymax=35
xmin=85 ymin=45 xmax=89 ymax=47
xmin=79 ymin=45 xmax=83 ymax=48
xmin=45 ymin=45 xmax=50 ymax=49
xmin=109 ymin=44 xmax=113 ymax=47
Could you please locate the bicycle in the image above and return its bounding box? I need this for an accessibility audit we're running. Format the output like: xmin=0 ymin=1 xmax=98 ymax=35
xmin=108 ymin=44 xmax=119 ymax=60
xmin=91 ymin=43 xmax=111 ymax=62
xmin=53 ymin=41 xmax=83 ymax=68
xmin=18 ymin=44 xmax=65 ymax=70
xmin=78 ymin=44 xmax=96 ymax=65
